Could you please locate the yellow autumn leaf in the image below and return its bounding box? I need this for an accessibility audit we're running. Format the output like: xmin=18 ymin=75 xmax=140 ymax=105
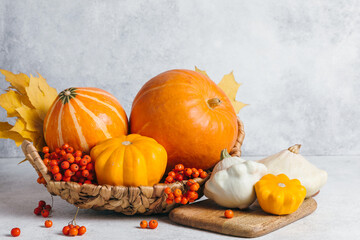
xmin=15 ymin=105 xmax=43 ymax=132
xmin=195 ymin=66 xmax=209 ymax=78
xmin=11 ymin=118 xmax=37 ymax=140
xmin=26 ymin=73 xmax=58 ymax=120
xmin=195 ymin=67 xmax=247 ymax=114
xmin=218 ymin=71 xmax=248 ymax=113
xmin=0 ymin=122 xmax=25 ymax=146
xmin=0 ymin=69 xmax=30 ymax=95
xmin=0 ymin=90 xmax=22 ymax=117
xmin=0 ymin=69 xmax=57 ymax=150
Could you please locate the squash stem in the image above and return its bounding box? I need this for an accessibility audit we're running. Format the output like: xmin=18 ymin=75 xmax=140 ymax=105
xmin=220 ymin=149 xmax=231 ymax=160
xmin=207 ymin=98 xmax=221 ymax=109
xmin=288 ymin=144 xmax=301 ymax=154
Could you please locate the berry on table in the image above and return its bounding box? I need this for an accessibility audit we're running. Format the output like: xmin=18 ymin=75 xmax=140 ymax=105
xmin=149 ymin=220 xmax=158 ymax=229
xmin=69 ymin=227 xmax=78 ymax=236
xmin=10 ymin=227 xmax=20 ymax=237
xmin=78 ymin=226 xmax=86 ymax=235
xmin=224 ymin=209 xmax=234 ymax=219
xmin=62 ymin=226 xmax=70 ymax=235
xmin=140 ymin=220 xmax=147 ymax=229
xmin=45 ymin=205 xmax=52 ymax=211
xmin=34 ymin=207 xmax=42 ymax=215
xmin=45 ymin=220 xmax=53 ymax=228
xmin=38 ymin=200 xmax=46 ymax=207
xmin=41 ymin=209 xmax=50 ymax=218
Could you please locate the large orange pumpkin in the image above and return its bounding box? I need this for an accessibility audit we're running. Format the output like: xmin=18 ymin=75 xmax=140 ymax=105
xmin=44 ymin=87 xmax=128 ymax=152
xmin=130 ymin=69 xmax=238 ymax=171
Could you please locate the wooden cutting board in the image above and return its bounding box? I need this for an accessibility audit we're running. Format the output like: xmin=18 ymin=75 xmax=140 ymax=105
xmin=169 ymin=198 xmax=317 ymax=238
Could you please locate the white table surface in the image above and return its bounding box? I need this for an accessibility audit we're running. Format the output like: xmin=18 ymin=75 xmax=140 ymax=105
xmin=0 ymin=156 xmax=359 ymax=239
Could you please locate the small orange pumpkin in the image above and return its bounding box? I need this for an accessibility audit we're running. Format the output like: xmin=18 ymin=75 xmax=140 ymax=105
xmin=43 ymin=87 xmax=128 ymax=152
xmin=130 ymin=69 xmax=238 ymax=171
xmin=90 ymin=134 xmax=167 ymax=186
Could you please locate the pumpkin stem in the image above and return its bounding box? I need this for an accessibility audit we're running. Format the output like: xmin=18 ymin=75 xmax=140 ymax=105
xmin=59 ymin=87 xmax=77 ymax=104
xmin=207 ymin=98 xmax=222 ymax=109
xmin=288 ymin=144 xmax=301 ymax=154
xmin=122 ymin=141 xmax=132 ymax=146
xmin=220 ymin=149 xmax=231 ymax=160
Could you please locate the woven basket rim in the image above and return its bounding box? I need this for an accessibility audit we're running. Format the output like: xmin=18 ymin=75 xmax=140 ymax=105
xmin=21 ymin=117 xmax=245 ymax=214
xmin=22 ymin=117 xmax=244 ymax=188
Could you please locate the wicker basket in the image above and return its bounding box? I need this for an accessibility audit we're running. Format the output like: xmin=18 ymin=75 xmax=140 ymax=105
xmin=21 ymin=118 xmax=245 ymax=215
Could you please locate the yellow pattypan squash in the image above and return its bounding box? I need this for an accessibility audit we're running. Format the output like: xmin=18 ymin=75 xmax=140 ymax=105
xmin=255 ymin=173 xmax=306 ymax=215
xmin=90 ymin=134 xmax=167 ymax=187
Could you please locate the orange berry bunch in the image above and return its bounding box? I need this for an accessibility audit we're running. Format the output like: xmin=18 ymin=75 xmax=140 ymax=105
xmin=164 ymin=164 xmax=208 ymax=184
xmin=36 ymin=172 xmax=46 ymax=185
xmin=139 ymin=220 xmax=158 ymax=229
xmin=164 ymin=179 xmax=200 ymax=205
xmin=62 ymin=224 xmax=87 ymax=236
xmin=33 ymin=200 xmax=51 ymax=218
xmin=41 ymin=144 xmax=96 ymax=185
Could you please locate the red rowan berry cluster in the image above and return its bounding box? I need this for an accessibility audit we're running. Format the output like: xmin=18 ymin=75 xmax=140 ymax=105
xmin=33 ymin=200 xmax=51 ymax=217
xmin=164 ymin=179 xmax=200 ymax=205
xmin=164 ymin=164 xmax=208 ymax=184
xmin=41 ymin=144 xmax=96 ymax=185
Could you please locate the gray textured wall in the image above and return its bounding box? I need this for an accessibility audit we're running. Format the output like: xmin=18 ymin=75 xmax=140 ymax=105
xmin=1 ymin=0 xmax=359 ymax=157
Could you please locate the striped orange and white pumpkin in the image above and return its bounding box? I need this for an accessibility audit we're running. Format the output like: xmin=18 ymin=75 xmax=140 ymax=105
xmin=43 ymin=87 xmax=128 ymax=153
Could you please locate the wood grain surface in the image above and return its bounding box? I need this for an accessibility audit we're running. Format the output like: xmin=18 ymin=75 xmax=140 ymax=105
xmin=169 ymin=198 xmax=317 ymax=238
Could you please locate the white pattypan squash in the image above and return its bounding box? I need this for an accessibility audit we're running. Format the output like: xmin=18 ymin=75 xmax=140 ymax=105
xmin=212 ymin=150 xmax=246 ymax=174
xmin=204 ymin=150 xmax=267 ymax=209
xmin=258 ymin=144 xmax=327 ymax=198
